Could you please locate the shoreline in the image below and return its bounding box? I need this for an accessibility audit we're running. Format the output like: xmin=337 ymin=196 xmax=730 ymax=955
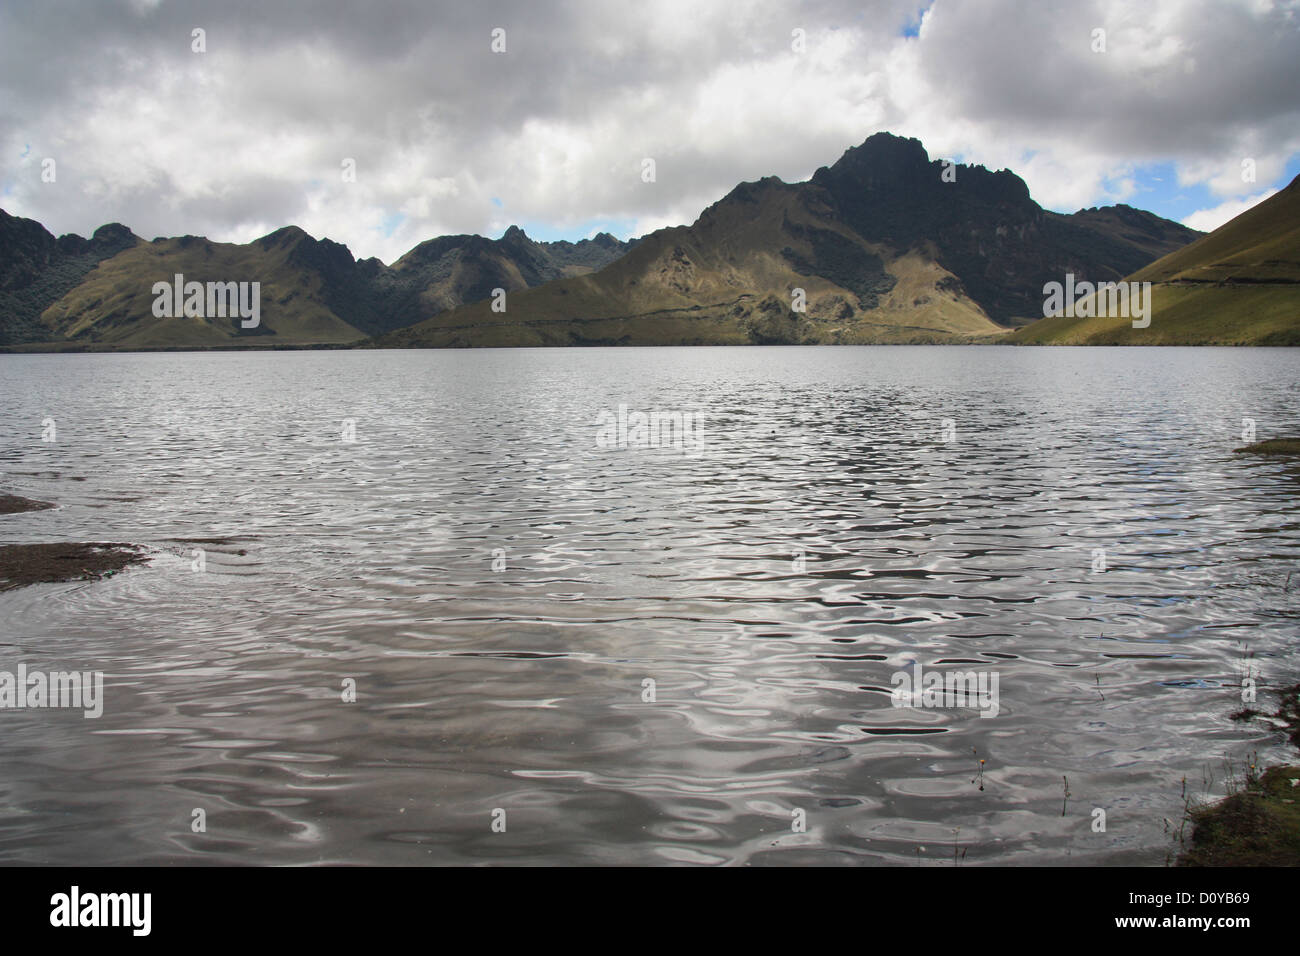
xmin=5 ymin=341 xmax=1300 ymax=355
xmin=1178 ymin=685 xmax=1300 ymax=866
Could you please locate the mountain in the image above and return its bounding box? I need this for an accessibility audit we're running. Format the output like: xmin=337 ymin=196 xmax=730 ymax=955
xmin=1 ymin=217 xmax=631 ymax=350
xmin=0 ymin=211 xmax=140 ymax=345
xmin=376 ymin=133 xmax=1202 ymax=348
xmin=2 ymin=132 xmax=1203 ymax=350
xmin=1010 ymin=174 xmax=1300 ymax=345
xmin=381 ymin=225 xmax=634 ymax=324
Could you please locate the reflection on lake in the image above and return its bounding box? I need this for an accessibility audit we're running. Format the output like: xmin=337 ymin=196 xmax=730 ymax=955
xmin=1 ymin=345 xmax=1297 ymax=865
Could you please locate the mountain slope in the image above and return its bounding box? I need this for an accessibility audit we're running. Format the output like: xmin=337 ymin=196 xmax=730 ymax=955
xmin=807 ymin=136 xmax=1200 ymax=326
xmin=0 ymin=211 xmax=140 ymax=345
xmin=1010 ymin=174 xmax=1300 ymax=345
xmin=382 ymin=226 xmax=633 ymax=323
xmin=378 ymin=133 xmax=1201 ymax=348
xmin=39 ymin=228 xmax=364 ymax=348
xmin=5 ymin=219 xmax=630 ymax=350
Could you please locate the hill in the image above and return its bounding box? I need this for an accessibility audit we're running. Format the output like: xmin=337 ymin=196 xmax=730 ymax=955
xmin=1010 ymin=175 xmax=1300 ymax=345
xmin=2 ymin=217 xmax=630 ymax=350
xmin=0 ymin=211 xmax=139 ymax=345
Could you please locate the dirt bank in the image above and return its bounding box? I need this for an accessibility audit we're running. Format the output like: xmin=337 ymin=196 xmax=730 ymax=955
xmin=0 ymin=494 xmax=56 ymax=515
xmin=0 ymin=541 xmax=148 ymax=591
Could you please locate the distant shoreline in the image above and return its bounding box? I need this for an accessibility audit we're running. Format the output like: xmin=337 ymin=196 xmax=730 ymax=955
xmin=4 ymin=340 xmax=1300 ymax=354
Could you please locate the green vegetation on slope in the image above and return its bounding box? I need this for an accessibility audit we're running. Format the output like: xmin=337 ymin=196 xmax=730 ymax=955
xmin=40 ymin=230 xmax=363 ymax=348
xmin=0 ymin=212 xmax=139 ymax=345
xmin=2 ymin=216 xmax=631 ymax=350
xmin=1011 ymin=174 xmax=1300 ymax=346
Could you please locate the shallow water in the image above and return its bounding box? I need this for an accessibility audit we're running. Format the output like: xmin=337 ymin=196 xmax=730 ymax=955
xmin=0 ymin=345 xmax=1297 ymax=865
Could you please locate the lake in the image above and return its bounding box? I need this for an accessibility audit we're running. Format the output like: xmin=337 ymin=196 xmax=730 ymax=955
xmin=1 ymin=345 xmax=1298 ymax=865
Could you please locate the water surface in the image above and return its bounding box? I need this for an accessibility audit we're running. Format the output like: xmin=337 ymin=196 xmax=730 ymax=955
xmin=1 ymin=346 xmax=1298 ymax=865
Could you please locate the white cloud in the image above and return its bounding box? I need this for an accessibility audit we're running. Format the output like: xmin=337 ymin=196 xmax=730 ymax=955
xmin=1182 ymin=188 xmax=1279 ymax=231
xmin=0 ymin=0 xmax=1297 ymax=262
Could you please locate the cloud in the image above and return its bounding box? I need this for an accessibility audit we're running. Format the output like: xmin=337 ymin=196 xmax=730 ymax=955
xmin=1182 ymin=188 xmax=1280 ymax=231
xmin=1 ymin=0 xmax=1297 ymax=262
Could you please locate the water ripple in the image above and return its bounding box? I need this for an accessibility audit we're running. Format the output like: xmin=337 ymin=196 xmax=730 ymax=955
xmin=1 ymin=346 xmax=1298 ymax=865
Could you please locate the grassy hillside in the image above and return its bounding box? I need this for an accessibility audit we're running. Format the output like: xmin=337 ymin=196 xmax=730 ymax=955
xmin=8 ymin=221 xmax=631 ymax=350
xmin=1011 ymin=174 xmax=1300 ymax=345
xmin=0 ymin=212 xmax=139 ymax=345
xmin=40 ymin=230 xmax=365 ymax=349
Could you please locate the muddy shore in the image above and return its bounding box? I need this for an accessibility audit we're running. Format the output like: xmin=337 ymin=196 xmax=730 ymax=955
xmin=1 ymin=491 xmax=147 ymax=589
xmin=0 ymin=494 xmax=55 ymax=515
xmin=0 ymin=541 xmax=149 ymax=591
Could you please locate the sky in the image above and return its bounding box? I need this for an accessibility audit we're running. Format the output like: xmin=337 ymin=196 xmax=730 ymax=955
xmin=2 ymin=0 xmax=1298 ymax=264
